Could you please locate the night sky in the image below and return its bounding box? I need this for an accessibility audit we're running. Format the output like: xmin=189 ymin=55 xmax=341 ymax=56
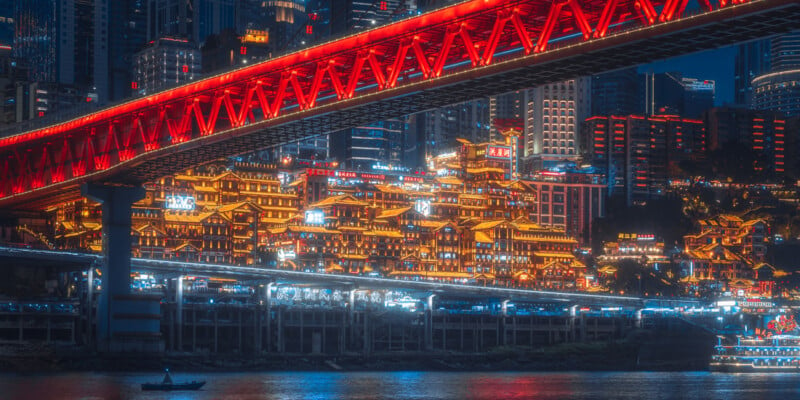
xmin=639 ymin=46 xmax=736 ymax=106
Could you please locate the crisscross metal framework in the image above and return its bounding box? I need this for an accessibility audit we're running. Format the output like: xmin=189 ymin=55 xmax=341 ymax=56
xmin=0 ymin=0 xmax=797 ymax=210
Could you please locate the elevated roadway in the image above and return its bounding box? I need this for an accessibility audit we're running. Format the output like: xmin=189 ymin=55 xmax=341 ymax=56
xmin=0 ymin=246 xmax=701 ymax=307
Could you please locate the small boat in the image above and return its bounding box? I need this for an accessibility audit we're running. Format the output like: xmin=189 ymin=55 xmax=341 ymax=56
xmin=141 ymin=381 xmax=206 ymax=391
xmin=141 ymin=369 xmax=205 ymax=391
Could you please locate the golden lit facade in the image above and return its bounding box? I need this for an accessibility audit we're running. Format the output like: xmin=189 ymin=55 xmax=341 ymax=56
xmin=677 ymin=215 xmax=772 ymax=283
xmin=44 ymin=135 xmax=586 ymax=288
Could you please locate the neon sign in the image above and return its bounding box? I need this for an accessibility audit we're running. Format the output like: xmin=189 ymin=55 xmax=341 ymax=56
xmin=305 ymin=209 xmax=325 ymax=225
xmin=360 ymin=173 xmax=385 ymax=181
xmin=165 ymin=195 xmax=195 ymax=210
xmin=414 ymin=199 xmax=431 ymax=216
xmin=278 ymin=249 xmax=296 ymax=261
xmin=487 ymin=146 xmax=511 ymax=158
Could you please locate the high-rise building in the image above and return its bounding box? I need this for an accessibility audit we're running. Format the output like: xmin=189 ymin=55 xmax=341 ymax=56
xmin=148 ymin=0 xmax=237 ymax=45
xmin=13 ymin=0 xmax=57 ymax=83
xmin=770 ymin=31 xmax=800 ymax=71
xmin=404 ymin=99 xmax=490 ymax=169
xmin=529 ymin=78 xmax=591 ymax=165
xmin=734 ymin=40 xmax=771 ymax=106
xmin=644 ymin=72 xmax=715 ymax=118
xmin=489 ymin=91 xmax=524 ymax=140
xmin=591 ymin=68 xmax=645 ymax=117
xmin=98 ymin=0 xmax=149 ymax=103
xmin=8 ymin=0 xmax=148 ymax=107
xmin=148 ymin=0 xmax=194 ymax=41
xmin=326 ymin=1 xmax=420 ymax=169
xmin=751 ymin=31 xmax=800 ymax=117
xmin=331 ymin=1 xmax=417 ymax=33
xmin=585 ymin=115 xmax=705 ymax=205
xmin=133 ymin=37 xmax=201 ymax=96
xmin=0 ymin=1 xmax=12 ymax=48
xmin=705 ymin=107 xmax=787 ymax=177
xmin=331 ymin=119 xmax=404 ymax=170
xmin=681 ymin=78 xmax=715 ymax=118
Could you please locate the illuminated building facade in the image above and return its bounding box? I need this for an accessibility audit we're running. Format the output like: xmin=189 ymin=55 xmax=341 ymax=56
xmin=585 ymin=114 xmax=705 ymax=205
xmin=752 ymin=32 xmax=800 ymax=117
xmin=133 ymin=37 xmax=201 ymax=96
xmin=51 ymin=162 xmax=297 ymax=265
xmin=45 ymin=132 xmax=589 ymax=288
xmin=527 ymin=170 xmax=606 ymax=244
xmin=598 ymin=233 xmax=668 ymax=268
xmin=530 ymin=78 xmax=591 ymax=164
xmin=677 ymin=215 xmax=772 ymax=285
xmin=705 ymin=107 xmax=787 ymax=177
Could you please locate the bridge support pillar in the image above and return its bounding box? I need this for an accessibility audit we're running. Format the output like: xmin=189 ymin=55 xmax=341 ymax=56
xmin=82 ymin=183 xmax=161 ymax=353
xmin=424 ymin=295 xmax=436 ymax=351
xmin=176 ymin=275 xmax=184 ymax=351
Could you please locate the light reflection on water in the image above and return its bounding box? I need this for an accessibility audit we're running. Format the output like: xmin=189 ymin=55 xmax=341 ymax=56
xmin=2 ymin=371 xmax=800 ymax=400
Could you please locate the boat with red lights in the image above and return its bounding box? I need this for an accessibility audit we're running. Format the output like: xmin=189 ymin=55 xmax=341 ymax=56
xmin=711 ymin=315 xmax=800 ymax=372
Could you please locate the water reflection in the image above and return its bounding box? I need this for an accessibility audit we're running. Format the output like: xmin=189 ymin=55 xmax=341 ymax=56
xmin=2 ymin=371 xmax=800 ymax=400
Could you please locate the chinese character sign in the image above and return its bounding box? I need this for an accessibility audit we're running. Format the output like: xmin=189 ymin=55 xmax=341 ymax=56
xmin=487 ymin=146 xmax=511 ymax=158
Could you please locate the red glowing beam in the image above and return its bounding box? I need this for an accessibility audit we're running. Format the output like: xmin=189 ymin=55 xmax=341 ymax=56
xmin=0 ymin=0 xmax=772 ymax=206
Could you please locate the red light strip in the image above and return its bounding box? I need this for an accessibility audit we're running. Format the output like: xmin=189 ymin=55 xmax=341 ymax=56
xmin=0 ymin=0 xmax=757 ymax=203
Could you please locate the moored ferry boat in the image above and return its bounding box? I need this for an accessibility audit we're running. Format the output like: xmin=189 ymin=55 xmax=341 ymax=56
xmin=711 ymin=335 xmax=800 ymax=372
xmin=711 ymin=315 xmax=800 ymax=372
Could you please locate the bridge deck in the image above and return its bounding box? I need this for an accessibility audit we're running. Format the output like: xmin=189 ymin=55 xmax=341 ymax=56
xmin=0 ymin=0 xmax=797 ymax=209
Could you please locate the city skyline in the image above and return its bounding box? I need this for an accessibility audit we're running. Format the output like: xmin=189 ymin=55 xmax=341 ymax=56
xmin=0 ymin=0 xmax=798 ymax=395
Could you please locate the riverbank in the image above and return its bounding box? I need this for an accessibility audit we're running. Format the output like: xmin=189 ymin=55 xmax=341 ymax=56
xmin=0 ymin=331 xmax=712 ymax=373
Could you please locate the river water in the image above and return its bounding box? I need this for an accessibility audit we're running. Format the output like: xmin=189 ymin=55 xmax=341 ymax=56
xmin=1 ymin=371 xmax=798 ymax=399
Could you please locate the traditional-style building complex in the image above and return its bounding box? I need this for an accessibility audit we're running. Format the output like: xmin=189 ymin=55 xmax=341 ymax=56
xmin=676 ymin=215 xmax=775 ymax=296
xmin=45 ymin=131 xmax=590 ymax=289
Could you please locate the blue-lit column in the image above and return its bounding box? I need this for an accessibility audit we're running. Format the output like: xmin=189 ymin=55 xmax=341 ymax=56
xmin=176 ymin=275 xmax=184 ymax=351
xmin=81 ymin=183 xmax=146 ymax=351
xmin=425 ymin=294 xmax=436 ymax=351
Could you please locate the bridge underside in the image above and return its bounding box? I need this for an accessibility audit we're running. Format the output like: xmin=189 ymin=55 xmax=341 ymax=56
xmin=6 ymin=0 xmax=800 ymax=210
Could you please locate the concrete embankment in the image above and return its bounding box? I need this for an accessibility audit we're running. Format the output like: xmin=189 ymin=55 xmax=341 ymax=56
xmin=0 ymin=328 xmax=714 ymax=373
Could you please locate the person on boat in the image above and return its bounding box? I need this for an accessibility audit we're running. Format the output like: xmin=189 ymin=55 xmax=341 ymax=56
xmin=162 ymin=369 xmax=173 ymax=385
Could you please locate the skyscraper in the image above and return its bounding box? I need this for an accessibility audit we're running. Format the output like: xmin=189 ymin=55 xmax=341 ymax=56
xmin=97 ymin=0 xmax=149 ymax=103
xmin=489 ymin=91 xmax=524 ymax=141
xmin=752 ymin=31 xmax=800 ymax=117
xmin=327 ymin=0 xmax=419 ymax=169
xmin=734 ymin=40 xmax=770 ymax=106
xmin=705 ymin=107 xmax=787 ymax=178
xmin=133 ymin=37 xmax=201 ymax=96
xmin=591 ymin=68 xmax=645 ymax=117
xmin=13 ymin=0 xmax=57 ymax=83
xmin=331 ymin=119 xmax=404 ymax=170
xmin=585 ymin=115 xmax=705 ymax=205
xmin=405 ymin=99 xmax=490 ymax=168
xmin=528 ymin=78 xmax=591 ymax=165
xmin=644 ymin=72 xmax=715 ymax=118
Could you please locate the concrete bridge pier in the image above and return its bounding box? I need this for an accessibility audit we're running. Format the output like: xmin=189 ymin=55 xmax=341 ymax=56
xmin=82 ymin=183 xmax=162 ymax=353
xmin=424 ymin=294 xmax=436 ymax=351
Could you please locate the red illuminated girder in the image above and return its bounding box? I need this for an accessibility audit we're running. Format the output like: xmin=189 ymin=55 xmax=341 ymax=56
xmin=0 ymin=0 xmax=754 ymax=206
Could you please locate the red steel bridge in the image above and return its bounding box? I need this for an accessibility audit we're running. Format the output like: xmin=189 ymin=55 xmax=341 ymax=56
xmin=1 ymin=0 xmax=798 ymax=210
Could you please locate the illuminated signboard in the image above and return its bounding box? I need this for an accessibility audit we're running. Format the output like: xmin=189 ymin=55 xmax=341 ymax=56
xmin=414 ymin=199 xmax=431 ymax=216
xmin=617 ymin=233 xmax=655 ymax=241
xmin=165 ymin=195 xmax=195 ymax=210
xmin=305 ymin=209 xmax=325 ymax=225
xmin=336 ymin=171 xmax=357 ymax=178
xmin=402 ymin=176 xmax=423 ymax=183
xmin=486 ymin=146 xmax=511 ymax=158
xmin=307 ymin=168 xmax=334 ymax=177
xmin=277 ymin=249 xmax=296 ymax=261
xmin=360 ymin=173 xmax=385 ymax=181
